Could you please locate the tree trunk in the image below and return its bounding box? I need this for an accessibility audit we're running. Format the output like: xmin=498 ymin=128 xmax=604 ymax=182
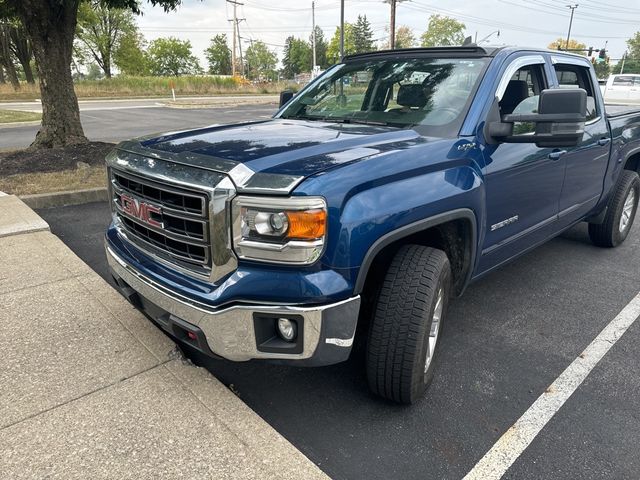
xmin=0 ymin=25 xmax=20 ymax=90
xmin=18 ymin=57 xmax=35 ymax=84
xmin=9 ymin=27 xmax=36 ymax=84
xmin=0 ymin=66 xmax=5 ymax=84
xmin=104 ymin=56 xmax=112 ymax=78
xmin=13 ymin=0 xmax=87 ymax=148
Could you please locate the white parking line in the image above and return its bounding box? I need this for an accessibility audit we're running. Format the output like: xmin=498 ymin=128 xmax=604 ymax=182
xmin=463 ymin=292 xmax=640 ymax=480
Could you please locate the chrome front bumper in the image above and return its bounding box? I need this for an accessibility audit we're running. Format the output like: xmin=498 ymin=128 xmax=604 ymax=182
xmin=106 ymin=245 xmax=361 ymax=364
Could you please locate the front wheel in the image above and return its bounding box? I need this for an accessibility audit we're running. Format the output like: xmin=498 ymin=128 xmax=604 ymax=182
xmin=589 ymin=170 xmax=640 ymax=247
xmin=366 ymin=245 xmax=451 ymax=404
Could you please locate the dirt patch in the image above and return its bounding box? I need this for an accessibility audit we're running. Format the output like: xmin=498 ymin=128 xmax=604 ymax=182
xmin=0 ymin=141 xmax=114 ymax=177
xmin=0 ymin=166 xmax=107 ymax=196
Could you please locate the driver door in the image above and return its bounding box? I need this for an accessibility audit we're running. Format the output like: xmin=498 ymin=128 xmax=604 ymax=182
xmin=478 ymin=57 xmax=565 ymax=273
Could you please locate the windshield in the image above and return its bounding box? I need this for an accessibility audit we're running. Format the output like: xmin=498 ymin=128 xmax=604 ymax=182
xmin=279 ymin=57 xmax=489 ymax=135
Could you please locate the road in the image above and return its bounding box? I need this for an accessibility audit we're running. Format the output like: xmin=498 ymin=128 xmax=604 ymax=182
xmin=0 ymin=95 xmax=278 ymax=112
xmin=0 ymin=99 xmax=277 ymax=149
xmin=39 ymin=201 xmax=640 ymax=480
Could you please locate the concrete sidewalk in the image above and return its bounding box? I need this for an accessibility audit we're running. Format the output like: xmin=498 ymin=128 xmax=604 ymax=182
xmin=0 ymin=194 xmax=328 ymax=479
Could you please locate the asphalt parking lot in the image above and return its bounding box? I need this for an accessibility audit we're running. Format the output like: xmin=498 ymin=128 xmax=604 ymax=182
xmin=0 ymin=102 xmax=276 ymax=149
xmin=39 ymin=202 xmax=640 ymax=480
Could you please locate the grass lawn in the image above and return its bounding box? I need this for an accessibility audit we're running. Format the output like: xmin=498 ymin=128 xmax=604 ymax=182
xmin=0 ymin=109 xmax=41 ymax=123
xmin=0 ymin=76 xmax=297 ymax=101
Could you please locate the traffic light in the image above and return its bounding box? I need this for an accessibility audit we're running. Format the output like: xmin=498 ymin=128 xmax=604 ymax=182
xmin=598 ymin=48 xmax=607 ymax=60
xmin=588 ymin=47 xmax=593 ymax=56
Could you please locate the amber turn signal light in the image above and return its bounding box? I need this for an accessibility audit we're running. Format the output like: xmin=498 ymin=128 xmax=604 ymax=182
xmin=285 ymin=209 xmax=326 ymax=240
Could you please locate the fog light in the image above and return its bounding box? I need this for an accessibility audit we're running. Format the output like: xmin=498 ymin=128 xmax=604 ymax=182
xmin=277 ymin=318 xmax=297 ymax=342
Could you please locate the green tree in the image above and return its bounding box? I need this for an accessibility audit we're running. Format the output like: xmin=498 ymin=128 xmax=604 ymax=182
xmin=147 ymin=37 xmax=201 ymax=76
xmin=382 ymin=24 xmax=414 ymax=49
xmin=394 ymin=25 xmax=415 ymax=49
xmin=627 ymin=31 xmax=640 ymax=59
xmin=327 ymin=23 xmax=355 ymax=65
xmin=352 ymin=14 xmax=374 ymax=53
xmin=623 ymin=31 xmax=640 ymax=73
xmin=205 ymin=33 xmax=232 ymax=75
xmin=85 ymin=62 xmax=103 ymax=80
xmin=245 ymin=40 xmax=277 ymax=81
xmin=113 ymin=28 xmax=149 ymax=75
xmin=620 ymin=57 xmax=640 ymax=74
xmin=593 ymin=61 xmax=610 ymax=80
xmin=0 ymin=0 xmax=186 ymax=149
xmin=309 ymin=26 xmax=329 ymax=69
xmin=282 ymin=36 xmax=311 ymax=78
xmin=548 ymin=38 xmax=587 ymax=54
xmin=420 ymin=14 xmax=466 ymax=47
xmin=75 ymin=0 xmax=137 ymax=78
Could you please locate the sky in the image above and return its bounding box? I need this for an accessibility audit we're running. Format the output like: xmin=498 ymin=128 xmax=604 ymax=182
xmin=135 ymin=0 xmax=639 ymax=68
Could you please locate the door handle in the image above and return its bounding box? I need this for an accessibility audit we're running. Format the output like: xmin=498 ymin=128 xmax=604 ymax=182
xmin=548 ymin=150 xmax=567 ymax=160
xmin=597 ymin=137 xmax=611 ymax=146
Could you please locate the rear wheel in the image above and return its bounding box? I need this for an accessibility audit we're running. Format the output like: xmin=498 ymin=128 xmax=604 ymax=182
xmin=366 ymin=245 xmax=451 ymax=404
xmin=589 ymin=170 xmax=640 ymax=247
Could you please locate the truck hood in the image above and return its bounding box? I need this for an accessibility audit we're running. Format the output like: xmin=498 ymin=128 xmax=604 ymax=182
xmin=137 ymin=119 xmax=425 ymax=179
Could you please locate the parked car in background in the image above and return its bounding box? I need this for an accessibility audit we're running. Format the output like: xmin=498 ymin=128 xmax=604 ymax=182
xmin=603 ymin=74 xmax=640 ymax=105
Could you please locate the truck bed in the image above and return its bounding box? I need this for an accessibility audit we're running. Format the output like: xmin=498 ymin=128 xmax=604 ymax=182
xmin=605 ymin=104 xmax=640 ymax=118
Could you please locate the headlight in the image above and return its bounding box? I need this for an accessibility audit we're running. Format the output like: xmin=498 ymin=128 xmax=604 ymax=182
xmin=232 ymin=196 xmax=327 ymax=265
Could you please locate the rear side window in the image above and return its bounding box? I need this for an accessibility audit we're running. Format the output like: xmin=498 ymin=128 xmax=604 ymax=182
xmin=554 ymin=64 xmax=598 ymax=121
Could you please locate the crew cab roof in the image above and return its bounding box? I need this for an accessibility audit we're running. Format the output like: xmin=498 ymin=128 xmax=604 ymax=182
xmin=342 ymin=45 xmax=595 ymax=63
xmin=342 ymin=46 xmax=499 ymax=61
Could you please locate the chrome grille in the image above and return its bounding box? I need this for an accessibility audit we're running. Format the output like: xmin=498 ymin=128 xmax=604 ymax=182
xmin=110 ymin=169 xmax=212 ymax=278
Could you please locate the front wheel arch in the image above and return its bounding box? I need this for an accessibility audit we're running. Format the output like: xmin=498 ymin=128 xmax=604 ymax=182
xmin=353 ymin=209 xmax=477 ymax=297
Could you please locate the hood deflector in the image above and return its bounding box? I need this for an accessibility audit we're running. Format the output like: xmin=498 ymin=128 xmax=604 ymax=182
xmin=116 ymin=140 xmax=304 ymax=195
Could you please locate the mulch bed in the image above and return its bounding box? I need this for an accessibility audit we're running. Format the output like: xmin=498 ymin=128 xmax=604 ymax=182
xmin=0 ymin=141 xmax=115 ymax=177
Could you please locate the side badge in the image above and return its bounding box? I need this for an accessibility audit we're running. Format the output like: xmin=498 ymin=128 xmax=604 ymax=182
xmin=491 ymin=215 xmax=519 ymax=231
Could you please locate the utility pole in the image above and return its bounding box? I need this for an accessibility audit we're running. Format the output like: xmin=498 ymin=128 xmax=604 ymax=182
xmin=312 ymin=1 xmax=317 ymax=71
xmin=565 ymin=4 xmax=578 ymax=50
xmin=620 ymin=51 xmax=627 ymax=74
xmin=340 ymin=0 xmax=345 ymax=60
xmin=237 ymin=17 xmax=245 ymax=77
xmin=227 ymin=0 xmax=244 ymax=76
xmin=389 ymin=0 xmax=396 ymax=49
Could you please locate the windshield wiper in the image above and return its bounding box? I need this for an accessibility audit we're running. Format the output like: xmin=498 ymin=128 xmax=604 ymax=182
xmin=283 ymin=114 xmax=347 ymax=123
xmin=345 ymin=118 xmax=393 ymax=127
xmin=285 ymin=115 xmax=397 ymax=127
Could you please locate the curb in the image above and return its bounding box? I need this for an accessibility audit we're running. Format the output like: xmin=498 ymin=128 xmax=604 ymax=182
xmin=20 ymin=187 xmax=108 ymax=209
xmin=165 ymin=98 xmax=279 ymax=109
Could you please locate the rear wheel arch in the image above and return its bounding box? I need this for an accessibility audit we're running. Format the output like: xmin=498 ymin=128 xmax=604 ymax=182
xmin=624 ymin=150 xmax=640 ymax=173
xmin=354 ymin=209 xmax=477 ymax=299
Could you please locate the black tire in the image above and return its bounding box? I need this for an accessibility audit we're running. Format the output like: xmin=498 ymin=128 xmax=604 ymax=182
xmin=589 ymin=170 xmax=640 ymax=247
xmin=366 ymin=245 xmax=451 ymax=404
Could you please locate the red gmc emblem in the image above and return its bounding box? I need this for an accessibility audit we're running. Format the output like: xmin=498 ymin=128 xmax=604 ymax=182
xmin=120 ymin=194 xmax=163 ymax=229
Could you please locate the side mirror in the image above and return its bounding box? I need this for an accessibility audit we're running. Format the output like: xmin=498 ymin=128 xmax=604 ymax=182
xmin=486 ymin=88 xmax=587 ymax=148
xmin=279 ymin=90 xmax=294 ymax=108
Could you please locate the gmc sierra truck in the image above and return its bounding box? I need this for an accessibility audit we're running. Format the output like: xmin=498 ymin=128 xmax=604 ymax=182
xmin=105 ymin=46 xmax=640 ymax=404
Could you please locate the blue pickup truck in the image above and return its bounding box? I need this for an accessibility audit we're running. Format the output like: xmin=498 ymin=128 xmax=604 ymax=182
xmin=105 ymin=46 xmax=640 ymax=403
